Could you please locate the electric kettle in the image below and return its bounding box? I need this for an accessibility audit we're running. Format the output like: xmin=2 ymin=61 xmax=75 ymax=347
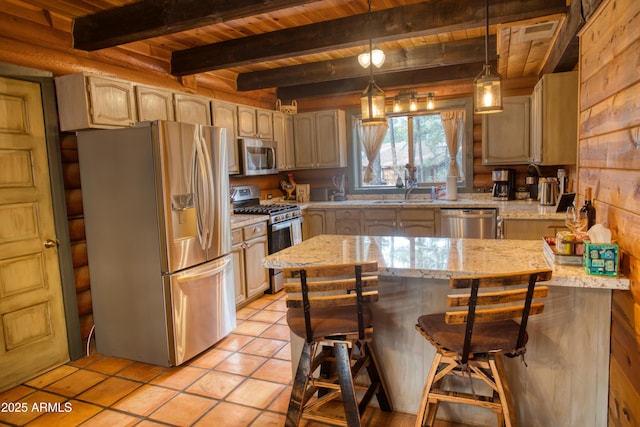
xmin=539 ymin=178 xmax=558 ymax=206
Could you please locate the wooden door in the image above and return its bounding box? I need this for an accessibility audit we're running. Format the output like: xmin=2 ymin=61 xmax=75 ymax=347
xmin=244 ymin=236 xmax=268 ymax=298
xmin=135 ymin=85 xmax=174 ymax=122
xmin=255 ymin=108 xmax=273 ymax=139
xmin=237 ymin=106 xmax=257 ymax=137
xmin=293 ymin=113 xmax=315 ymax=168
xmin=173 ymin=93 xmax=211 ymax=125
xmin=212 ymin=100 xmax=239 ymax=174
xmin=0 ymin=77 xmax=69 ymax=391
xmin=87 ymin=75 xmax=136 ymax=127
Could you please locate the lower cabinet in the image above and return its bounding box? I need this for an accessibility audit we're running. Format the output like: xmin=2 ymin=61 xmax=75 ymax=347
xmin=335 ymin=209 xmax=361 ymax=235
xmin=303 ymin=209 xmax=327 ymax=239
xmin=501 ymin=218 xmax=567 ymax=239
xmin=231 ymin=222 xmax=269 ymax=307
xmin=397 ymin=209 xmax=437 ymax=237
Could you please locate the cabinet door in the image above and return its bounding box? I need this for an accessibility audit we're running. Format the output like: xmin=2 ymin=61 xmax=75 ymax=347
xmin=237 ymin=105 xmax=257 ymax=137
xmin=274 ymin=113 xmax=295 ymax=170
xmin=87 ymin=76 xmax=136 ymax=127
xmin=503 ymin=219 xmax=567 ymax=239
xmin=399 ymin=222 xmax=436 ymax=237
xmin=315 ymin=110 xmax=346 ymax=167
xmin=135 ymin=85 xmax=174 ymax=122
xmin=256 ymin=108 xmax=274 ymax=139
xmin=303 ymin=209 xmax=326 ymax=239
xmin=212 ymin=100 xmax=240 ymax=174
xmin=482 ymin=96 xmax=530 ymax=164
xmin=363 ymin=221 xmax=396 ymax=236
xmin=293 ymin=113 xmax=316 ymax=168
xmin=231 ymin=243 xmax=246 ymax=305
xmin=335 ymin=219 xmax=361 ymax=235
xmin=244 ymin=235 xmax=269 ymax=298
xmin=174 ymin=93 xmax=211 ymax=125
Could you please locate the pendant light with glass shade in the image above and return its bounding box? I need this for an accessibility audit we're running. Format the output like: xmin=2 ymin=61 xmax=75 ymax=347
xmin=474 ymin=0 xmax=503 ymax=114
xmin=360 ymin=0 xmax=386 ymax=125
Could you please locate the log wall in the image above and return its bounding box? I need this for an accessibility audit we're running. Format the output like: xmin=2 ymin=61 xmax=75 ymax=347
xmin=577 ymin=0 xmax=640 ymax=425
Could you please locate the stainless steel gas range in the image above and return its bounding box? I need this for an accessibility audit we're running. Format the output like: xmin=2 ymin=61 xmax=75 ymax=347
xmin=232 ymin=185 xmax=302 ymax=293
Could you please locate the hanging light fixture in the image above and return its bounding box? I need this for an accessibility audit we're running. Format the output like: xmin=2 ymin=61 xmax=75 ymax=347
xmin=358 ymin=47 xmax=385 ymax=68
xmin=360 ymin=0 xmax=386 ymax=125
xmin=426 ymin=93 xmax=435 ymax=110
xmin=474 ymin=0 xmax=503 ymax=114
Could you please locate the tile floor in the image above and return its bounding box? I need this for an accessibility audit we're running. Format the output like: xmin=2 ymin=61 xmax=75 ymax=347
xmin=0 ymin=293 xmax=419 ymax=427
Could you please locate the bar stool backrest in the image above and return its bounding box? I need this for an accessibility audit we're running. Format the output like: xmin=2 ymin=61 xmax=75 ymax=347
xmin=447 ymin=269 xmax=552 ymax=364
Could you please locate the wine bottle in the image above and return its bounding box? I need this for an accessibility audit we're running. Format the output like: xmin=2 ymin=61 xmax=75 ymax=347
xmin=580 ymin=187 xmax=596 ymax=230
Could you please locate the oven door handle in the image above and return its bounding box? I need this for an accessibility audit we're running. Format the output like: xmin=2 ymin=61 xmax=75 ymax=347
xmin=270 ymin=218 xmax=302 ymax=232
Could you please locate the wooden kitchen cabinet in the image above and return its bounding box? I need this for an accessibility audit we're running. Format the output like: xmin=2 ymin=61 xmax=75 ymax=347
xmin=398 ymin=209 xmax=437 ymax=237
xmin=294 ymin=109 xmax=347 ymax=169
xmin=303 ymin=209 xmax=327 ymax=240
xmin=335 ymin=209 xmax=361 ymax=235
xmin=212 ymin=100 xmax=240 ymax=175
xmin=173 ymin=93 xmax=211 ymax=126
xmin=237 ymin=105 xmax=274 ymax=139
xmin=273 ymin=112 xmax=295 ymax=170
xmin=482 ymin=96 xmax=530 ymax=165
xmin=55 ymin=73 xmax=136 ymax=131
xmin=362 ymin=209 xmax=396 ymax=236
xmin=501 ymin=218 xmax=567 ymax=240
xmin=135 ymin=85 xmax=174 ymax=122
xmin=231 ymin=222 xmax=269 ymax=307
xmin=529 ymin=71 xmax=578 ymax=165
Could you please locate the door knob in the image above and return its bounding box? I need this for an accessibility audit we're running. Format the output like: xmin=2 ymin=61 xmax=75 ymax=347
xmin=43 ymin=239 xmax=59 ymax=248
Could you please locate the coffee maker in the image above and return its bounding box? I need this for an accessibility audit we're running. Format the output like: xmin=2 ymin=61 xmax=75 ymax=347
xmin=491 ymin=168 xmax=516 ymax=200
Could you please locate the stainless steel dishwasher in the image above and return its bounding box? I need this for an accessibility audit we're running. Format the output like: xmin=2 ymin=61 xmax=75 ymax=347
xmin=440 ymin=208 xmax=497 ymax=239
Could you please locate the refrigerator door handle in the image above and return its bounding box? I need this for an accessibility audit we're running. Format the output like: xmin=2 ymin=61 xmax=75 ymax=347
xmin=193 ymin=126 xmax=213 ymax=251
xmin=175 ymin=256 xmax=229 ymax=283
xmin=199 ymin=128 xmax=216 ymax=251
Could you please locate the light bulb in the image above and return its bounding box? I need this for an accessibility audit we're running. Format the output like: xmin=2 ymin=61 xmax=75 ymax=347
xmin=358 ymin=48 xmax=385 ymax=68
xmin=483 ymin=90 xmax=493 ymax=107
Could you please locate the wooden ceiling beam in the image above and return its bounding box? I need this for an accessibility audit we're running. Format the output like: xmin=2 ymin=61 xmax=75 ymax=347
xmin=171 ymin=0 xmax=567 ymax=76
xmin=276 ymin=61 xmax=497 ymax=100
xmin=237 ymin=36 xmax=497 ymax=91
xmin=72 ymin=0 xmax=317 ymax=51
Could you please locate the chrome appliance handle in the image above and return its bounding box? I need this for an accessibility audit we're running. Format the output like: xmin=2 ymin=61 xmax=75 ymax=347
xmin=198 ymin=127 xmax=216 ymax=250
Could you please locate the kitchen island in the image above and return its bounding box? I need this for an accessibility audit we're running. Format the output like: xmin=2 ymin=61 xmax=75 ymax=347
xmin=263 ymin=234 xmax=629 ymax=426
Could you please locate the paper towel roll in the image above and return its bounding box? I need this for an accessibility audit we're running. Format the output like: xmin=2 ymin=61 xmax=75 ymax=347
xmin=446 ymin=176 xmax=457 ymax=200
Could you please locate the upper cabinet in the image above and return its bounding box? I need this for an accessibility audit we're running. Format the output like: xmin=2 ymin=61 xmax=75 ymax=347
xmin=294 ymin=109 xmax=347 ymax=169
xmin=273 ymin=112 xmax=295 ymax=170
xmin=237 ymin=106 xmax=273 ymax=139
xmin=529 ymin=71 xmax=578 ymax=165
xmin=173 ymin=93 xmax=212 ymax=126
xmin=55 ymin=73 xmax=136 ymax=131
xmin=482 ymin=96 xmax=530 ymax=165
xmin=212 ymin=100 xmax=240 ymax=175
xmin=135 ymin=85 xmax=174 ymax=122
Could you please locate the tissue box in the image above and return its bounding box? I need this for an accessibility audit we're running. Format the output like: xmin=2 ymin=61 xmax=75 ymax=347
xmin=583 ymin=241 xmax=619 ymax=276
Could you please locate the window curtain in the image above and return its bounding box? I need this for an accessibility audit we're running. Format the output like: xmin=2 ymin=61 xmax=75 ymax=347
xmin=358 ymin=122 xmax=388 ymax=183
xmin=440 ymin=110 xmax=465 ymax=178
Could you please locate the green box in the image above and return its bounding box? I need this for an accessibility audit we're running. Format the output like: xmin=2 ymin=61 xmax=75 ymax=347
xmin=583 ymin=241 xmax=619 ymax=276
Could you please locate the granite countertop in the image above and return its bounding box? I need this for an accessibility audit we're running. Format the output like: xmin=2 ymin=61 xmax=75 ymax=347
xmin=231 ymin=214 xmax=269 ymax=229
xmin=273 ymin=197 xmax=567 ymax=221
xmin=263 ymin=234 xmax=629 ymax=290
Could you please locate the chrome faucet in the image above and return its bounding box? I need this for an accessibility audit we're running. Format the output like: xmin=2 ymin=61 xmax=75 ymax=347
xmin=404 ymin=180 xmax=417 ymax=200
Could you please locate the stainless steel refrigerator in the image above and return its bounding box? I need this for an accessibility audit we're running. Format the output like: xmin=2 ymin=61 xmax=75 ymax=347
xmin=77 ymin=121 xmax=235 ymax=366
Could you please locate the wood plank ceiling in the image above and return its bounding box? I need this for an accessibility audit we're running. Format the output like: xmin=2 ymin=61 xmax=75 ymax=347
xmin=7 ymin=0 xmax=586 ymax=100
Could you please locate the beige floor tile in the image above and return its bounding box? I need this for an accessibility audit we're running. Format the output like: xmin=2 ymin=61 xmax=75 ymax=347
xmin=226 ymin=378 xmax=286 ymax=409
xmin=84 ymin=356 xmax=134 ymax=375
xmin=268 ymin=385 xmax=293 ymax=414
xmin=214 ymin=333 xmax=254 ymax=351
xmin=239 ymin=337 xmax=287 ymax=358
xmin=111 ymin=384 xmax=177 ymax=416
xmin=277 ymin=315 xmax=289 ymax=325
xmin=273 ymin=342 xmax=292 ymax=361
xmin=115 ymin=362 xmax=167 ymax=383
xmin=215 ymin=353 xmax=268 ymax=376
xmin=246 ymin=298 xmax=274 ymax=310
xmin=148 ymin=393 xmax=215 ymax=426
xmin=193 ymin=402 xmax=260 ymax=427
xmin=67 ymin=353 xmax=102 ymax=369
xmin=78 ymin=409 xmax=140 ymax=426
xmin=260 ymin=324 xmax=292 ymax=341
xmin=233 ymin=320 xmax=272 ymax=337
xmin=188 ymin=347 xmax=233 ymax=369
xmin=186 ymin=370 xmax=244 ymax=399
xmin=133 ymin=421 xmax=167 ymax=427
xmin=24 ymin=365 xmax=78 ymax=389
xmin=76 ymin=376 xmax=141 ymax=406
xmin=236 ymin=306 xmax=259 ymax=320
xmin=0 ymin=391 xmax=66 ymax=425
xmin=0 ymin=385 xmax=35 ymax=404
xmin=248 ymin=309 xmax=285 ymax=324
xmin=149 ymin=365 xmax=207 ymax=390
xmin=250 ymin=410 xmax=287 ymax=426
xmin=264 ymin=298 xmax=287 ymax=312
xmin=44 ymin=370 xmax=108 ymax=397
xmin=251 ymin=358 xmax=292 ymax=384
xmin=25 ymin=400 xmax=101 ymax=427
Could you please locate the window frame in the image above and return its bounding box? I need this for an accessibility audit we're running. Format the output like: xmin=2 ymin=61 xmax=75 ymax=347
xmin=347 ymin=97 xmax=474 ymax=196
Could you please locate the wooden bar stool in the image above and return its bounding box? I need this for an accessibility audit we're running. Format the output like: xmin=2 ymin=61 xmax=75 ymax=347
xmin=282 ymin=261 xmax=393 ymax=427
xmin=414 ymin=269 xmax=552 ymax=427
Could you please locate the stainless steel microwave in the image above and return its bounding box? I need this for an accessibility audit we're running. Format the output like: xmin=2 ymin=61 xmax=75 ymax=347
xmin=239 ymin=138 xmax=277 ymax=176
